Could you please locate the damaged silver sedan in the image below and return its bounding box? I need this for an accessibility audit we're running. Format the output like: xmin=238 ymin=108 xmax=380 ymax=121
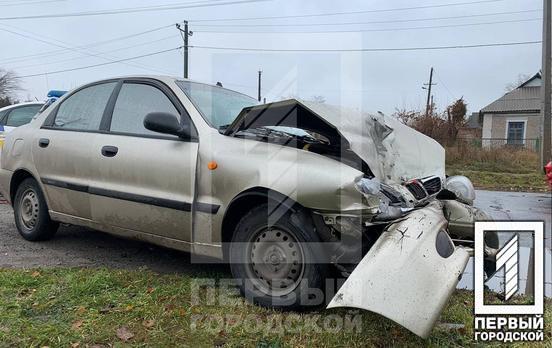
xmin=0 ymin=76 xmax=498 ymax=338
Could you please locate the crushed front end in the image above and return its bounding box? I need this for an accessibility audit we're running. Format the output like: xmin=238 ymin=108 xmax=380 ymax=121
xmin=317 ymin=175 xmax=498 ymax=338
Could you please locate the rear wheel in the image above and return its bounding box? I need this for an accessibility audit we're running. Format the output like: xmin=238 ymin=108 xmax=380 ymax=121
xmin=229 ymin=203 xmax=328 ymax=310
xmin=13 ymin=178 xmax=58 ymax=241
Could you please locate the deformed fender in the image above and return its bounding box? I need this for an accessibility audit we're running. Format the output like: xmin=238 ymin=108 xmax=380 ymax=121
xmin=327 ymin=201 xmax=470 ymax=338
xmin=443 ymin=199 xmax=495 ymax=244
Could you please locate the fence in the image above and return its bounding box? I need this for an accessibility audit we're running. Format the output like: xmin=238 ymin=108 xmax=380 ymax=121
xmin=439 ymin=138 xmax=541 ymax=153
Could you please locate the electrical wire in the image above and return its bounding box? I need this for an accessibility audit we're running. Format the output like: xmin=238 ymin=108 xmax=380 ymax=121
xmin=11 ymin=35 xmax=179 ymax=70
xmin=192 ymin=9 xmax=541 ymax=27
xmin=0 ymin=25 xmax=175 ymax=74
xmin=188 ymin=0 xmax=507 ymax=23
xmin=189 ymin=41 xmax=542 ymax=52
xmin=0 ymin=0 xmax=268 ymax=20
xmin=16 ymin=46 xmax=183 ymax=78
xmin=0 ymin=0 xmax=63 ymax=6
xmin=0 ymin=23 xmax=177 ymax=64
xmin=193 ymin=18 xmax=542 ymax=34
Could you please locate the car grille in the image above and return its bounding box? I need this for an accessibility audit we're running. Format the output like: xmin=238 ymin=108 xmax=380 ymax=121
xmin=405 ymin=181 xmax=427 ymax=200
xmin=422 ymin=177 xmax=442 ymax=195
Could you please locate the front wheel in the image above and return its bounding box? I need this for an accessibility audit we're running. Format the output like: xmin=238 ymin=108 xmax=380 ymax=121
xmin=229 ymin=204 xmax=329 ymax=310
xmin=13 ymin=178 xmax=58 ymax=241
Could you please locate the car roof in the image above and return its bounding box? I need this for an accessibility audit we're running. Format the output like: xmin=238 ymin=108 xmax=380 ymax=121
xmin=0 ymin=102 xmax=44 ymax=112
xmin=83 ymin=75 xmax=256 ymax=100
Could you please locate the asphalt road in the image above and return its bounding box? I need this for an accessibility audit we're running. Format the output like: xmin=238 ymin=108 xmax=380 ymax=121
xmin=0 ymin=198 xmax=226 ymax=273
xmin=0 ymin=191 xmax=550 ymax=282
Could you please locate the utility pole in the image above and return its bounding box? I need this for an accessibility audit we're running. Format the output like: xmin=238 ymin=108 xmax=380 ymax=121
xmin=176 ymin=21 xmax=192 ymax=79
xmin=541 ymin=0 xmax=552 ymax=167
xmin=423 ymin=67 xmax=436 ymax=117
xmin=258 ymin=70 xmax=262 ymax=102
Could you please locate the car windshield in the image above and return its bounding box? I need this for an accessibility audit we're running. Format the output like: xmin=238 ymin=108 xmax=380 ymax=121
xmin=176 ymin=81 xmax=258 ymax=130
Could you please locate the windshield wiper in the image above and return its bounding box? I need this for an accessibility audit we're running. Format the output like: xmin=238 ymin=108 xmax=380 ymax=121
xmin=218 ymin=124 xmax=233 ymax=134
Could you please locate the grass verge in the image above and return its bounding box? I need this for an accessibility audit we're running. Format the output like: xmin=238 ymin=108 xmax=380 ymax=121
xmin=0 ymin=268 xmax=550 ymax=347
xmin=446 ymin=166 xmax=548 ymax=192
xmin=445 ymin=147 xmax=548 ymax=192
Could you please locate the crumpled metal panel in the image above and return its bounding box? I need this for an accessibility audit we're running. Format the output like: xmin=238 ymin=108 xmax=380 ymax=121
xmin=327 ymin=201 xmax=469 ymax=338
xmin=298 ymin=100 xmax=446 ymax=184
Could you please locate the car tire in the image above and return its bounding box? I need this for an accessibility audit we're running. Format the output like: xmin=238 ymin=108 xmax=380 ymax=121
xmin=13 ymin=178 xmax=58 ymax=241
xmin=229 ymin=203 xmax=329 ymax=310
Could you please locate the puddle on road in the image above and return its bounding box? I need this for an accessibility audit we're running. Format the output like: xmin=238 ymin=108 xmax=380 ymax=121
xmin=458 ymin=233 xmax=552 ymax=298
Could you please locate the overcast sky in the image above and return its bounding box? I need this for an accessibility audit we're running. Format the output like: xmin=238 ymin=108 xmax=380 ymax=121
xmin=0 ymin=0 xmax=544 ymax=115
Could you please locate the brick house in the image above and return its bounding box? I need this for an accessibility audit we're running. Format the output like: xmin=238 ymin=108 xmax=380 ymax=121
xmin=480 ymin=72 xmax=542 ymax=149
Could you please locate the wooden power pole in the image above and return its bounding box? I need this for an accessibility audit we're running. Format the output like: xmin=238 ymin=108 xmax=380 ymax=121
xmin=258 ymin=70 xmax=262 ymax=102
xmin=176 ymin=21 xmax=192 ymax=79
xmin=541 ymin=0 xmax=552 ymax=167
xmin=423 ymin=67 xmax=436 ymax=117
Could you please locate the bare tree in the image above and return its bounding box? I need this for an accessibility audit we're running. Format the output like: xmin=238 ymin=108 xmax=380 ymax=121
xmin=393 ymin=108 xmax=419 ymax=125
xmin=393 ymin=97 xmax=468 ymax=145
xmin=505 ymin=73 xmax=531 ymax=92
xmin=310 ymin=95 xmax=326 ymax=104
xmin=446 ymin=97 xmax=467 ymax=143
xmin=0 ymin=69 xmax=20 ymax=99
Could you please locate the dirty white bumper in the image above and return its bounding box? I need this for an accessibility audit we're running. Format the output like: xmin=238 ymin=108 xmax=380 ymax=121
xmin=327 ymin=201 xmax=469 ymax=338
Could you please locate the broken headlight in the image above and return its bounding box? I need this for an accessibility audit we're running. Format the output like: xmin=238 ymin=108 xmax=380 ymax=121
xmin=355 ymin=177 xmax=408 ymax=221
xmin=445 ymin=176 xmax=475 ymax=205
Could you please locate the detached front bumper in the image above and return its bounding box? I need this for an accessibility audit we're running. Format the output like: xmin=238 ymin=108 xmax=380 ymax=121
xmin=327 ymin=201 xmax=470 ymax=338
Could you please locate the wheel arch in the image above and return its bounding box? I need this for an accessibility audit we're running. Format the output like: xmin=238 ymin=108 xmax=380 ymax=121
xmin=220 ymin=187 xmax=304 ymax=260
xmin=10 ymin=168 xmax=39 ymax=204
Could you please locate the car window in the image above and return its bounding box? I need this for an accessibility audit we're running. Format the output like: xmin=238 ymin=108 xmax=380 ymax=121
xmin=53 ymin=82 xmax=116 ymax=131
xmin=5 ymin=105 xmax=41 ymax=127
xmin=0 ymin=110 xmax=8 ymax=125
xmin=110 ymin=83 xmax=179 ymax=136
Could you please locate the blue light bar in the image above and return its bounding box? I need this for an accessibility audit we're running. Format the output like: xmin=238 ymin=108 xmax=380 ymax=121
xmin=47 ymin=90 xmax=67 ymax=98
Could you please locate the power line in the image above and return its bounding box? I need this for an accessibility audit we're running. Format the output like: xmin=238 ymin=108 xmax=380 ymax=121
xmin=434 ymin=72 xmax=457 ymax=100
xmin=189 ymin=41 xmax=542 ymax=52
xmin=16 ymin=46 xmax=183 ymax=78
xmin=0 ymin=25 xmax=175 ymax=75
xmin=0 ymin=0 xmax=63 ymax=6
xmin=0 ymin=23 xmax=177 ymax=64
xmin=192 ymin=9 xmax=541 ymax=27
xmin=11 ymin=35 xmax=179 ymax=70
xmin=0 ymin=0 xmax=268 ymax=21
xmin=193 ymin=18 xmax=542 ymax=34
xmin=189 ymin=0 xmax=506 ymax=23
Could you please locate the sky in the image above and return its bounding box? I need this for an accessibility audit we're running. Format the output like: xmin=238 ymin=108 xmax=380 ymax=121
xmin=0 ymin=0 xmax=544 ymax=116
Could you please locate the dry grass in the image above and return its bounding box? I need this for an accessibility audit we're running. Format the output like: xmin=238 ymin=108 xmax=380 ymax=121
xmin=446 ymin=146 xmax=540 ymax=174
xmin=445 ymin=146 xmax=548 ymax=192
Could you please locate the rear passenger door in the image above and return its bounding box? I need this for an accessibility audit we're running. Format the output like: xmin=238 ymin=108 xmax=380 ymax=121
xmin=90 ymin=79 xmax=198 ymax=242
xmin=33 ymin=81 xmax=117 ymax=220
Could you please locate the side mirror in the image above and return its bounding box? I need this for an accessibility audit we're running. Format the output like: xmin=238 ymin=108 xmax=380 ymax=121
xmin=144 ymin=112 xmax=191 ymax=139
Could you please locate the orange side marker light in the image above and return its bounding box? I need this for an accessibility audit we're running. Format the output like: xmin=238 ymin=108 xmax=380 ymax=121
xmin=207 ymin=161 xmax=218 ymax=170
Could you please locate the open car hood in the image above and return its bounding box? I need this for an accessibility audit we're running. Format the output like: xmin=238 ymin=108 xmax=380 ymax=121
xmin=225 ymin=99 xmax=445 ymax=184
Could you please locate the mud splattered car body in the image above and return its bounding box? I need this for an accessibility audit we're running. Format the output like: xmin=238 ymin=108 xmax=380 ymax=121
xmin=0 ymin=76 xmax=497 ymax=338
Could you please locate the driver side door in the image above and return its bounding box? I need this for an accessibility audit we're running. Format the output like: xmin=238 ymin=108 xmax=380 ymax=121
xmin=89 ymin=79 xmax=198 ymax=242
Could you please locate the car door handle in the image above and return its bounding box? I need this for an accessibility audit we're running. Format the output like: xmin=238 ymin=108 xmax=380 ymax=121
xmin=38 ymin=138 xmax=50 ymax=148
xmin=101 ymin=146 xmax=118 ymax=157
